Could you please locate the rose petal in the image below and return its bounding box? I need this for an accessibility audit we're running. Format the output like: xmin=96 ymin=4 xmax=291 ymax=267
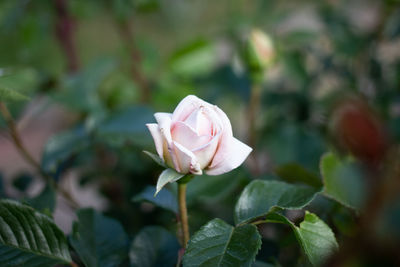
xmin=173 ymin=141 xmax=202 ymax=175
xmin=213 ymin=105 xmax=233 ymax=136
xmin=172 ymin=95 xmax=212 ymax=122
xmin=154 ymin=112 xmax=179 ymax=171
xmin=172 ymin=122 xmax=211 ymax=151
xmin=201 ymin=106 xmax=223 ymax=136
xmin=154 ymin=112 xmax=173 ymax=138
xmin=146 ymin=123 xmax=164 ymax=158
xmin=184 ymin=108 xmax=213 ymax=136
xmin=192 ymin=133 xmax=220 ymax=169
xmin=207 ymin=105 xmax=234 ymax=168
xmin=205 ymin=137 xmax=252 ymax=175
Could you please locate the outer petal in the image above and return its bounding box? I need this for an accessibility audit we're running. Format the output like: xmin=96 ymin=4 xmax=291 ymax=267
xmin=154 ymin=112 xmax=179 ymax=171
xmin=172 ymin=95 xmax=212 ymax=122
xmin=205 ymin=137 xmax=252 ymax=175
xmin=173 ymin=141 xmax=202 ymax=175
xmin=146 ymin=123 xmax=164 ymax=158
xmin=154 ymin=112 xmax=173 ymax=139
xmin=208 ymin=105 xmax=234 ymax=168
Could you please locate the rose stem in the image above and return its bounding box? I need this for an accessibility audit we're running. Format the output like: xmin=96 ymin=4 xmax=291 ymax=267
xmin=178 ymin=181 xmax=190 ymax=247
xmin=247 ymin=81 xmax=262 ymax=175
xmin=0 ymin=102 xmax=79 ymax=209
xmin=248 ymin=82 xmax=261 ymax=148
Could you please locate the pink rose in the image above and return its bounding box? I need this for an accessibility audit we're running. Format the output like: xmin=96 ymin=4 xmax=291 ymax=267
xmin=146 ymin=95 xmax=252 ymax=175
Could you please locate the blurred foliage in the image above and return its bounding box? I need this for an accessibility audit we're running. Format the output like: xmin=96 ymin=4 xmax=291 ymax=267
xmin=0 ymin=0 xmax=400 ymax=266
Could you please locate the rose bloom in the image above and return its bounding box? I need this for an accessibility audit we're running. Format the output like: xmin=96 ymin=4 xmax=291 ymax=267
xmin=146 ymin=95 xmax=252 ymax=175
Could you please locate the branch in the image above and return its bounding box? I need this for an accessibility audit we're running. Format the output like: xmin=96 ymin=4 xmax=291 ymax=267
xmin=116 ymin=19 xmax=151 ymax=103
xmin=54 ymin=0 xmax=79 ymax=73
xmin=0 ymin=102 xmax=79 ymax=209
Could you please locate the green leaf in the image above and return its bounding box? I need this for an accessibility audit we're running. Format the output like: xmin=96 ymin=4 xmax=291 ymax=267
xmin=187 ymin=172 xmax=245 ymax=204
xmin=262 ymin=123 xmax=325 ymax=171
xmin=129 ymin=226 xmax=180 ymax=267
xmin=25 ymin=184 xmax=56 ymax=214
xmin=235 ymin=180 xmax=320 ymax=225
xmin=12 ymin=173 xmax=33 ymax=192
xmin=143 ymin=151 xmax=167 ymax=168
xmin=70 ymin=208 xmax=129 ymax=267
xmin=96 ymin=106 xmax=154 ymax=147
xmin=169 ymin=40 xmax=216 ymax=77
xmin=0 ymin=69 xmax=39 ymax=102
xmin=264 ymin=212 xmax=338 ymax=266
xmin=320 ymin=152 xmax=366 ymax=210
xmin=41 ymin=126 xmax=90 ymax=175
xmin=0 ymin=86 xmax=29 ymax=102
xmin=132 ymin=186 xmax=178 ymax=214
xmin=155 ymin=169 xmax=184 ymax=196
xmin=0 ymin=199 xmax=71 ymax=266
xmin=183 ymin=218 xmax=261 ymax=267
xmin=252 ymin=261 xmax=275 ymax=267
xmin=0 ymin=174 xmax=7 ymax=198
xmin=0 ymin=69 xmax=38 ymax=87
xmin=276 ymin=163 xmax=322 ymax=188
xmin=54 ymin=57 xmax=117 ymax=112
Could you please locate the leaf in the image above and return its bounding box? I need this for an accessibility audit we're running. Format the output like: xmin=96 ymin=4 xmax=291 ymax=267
xmin=155 ymin=169 xmax=184 ymax=196
xmin=0 ymin=86 xmax=29 ymax=102
xmin=96 ymin=106 xmax=154 ymax=147
xmin=0 ymin=68 xmax=39 ymax=103
xmin=187 ymin=171 xmax=245 ymax=204
xmin=12 ymin=173 xmax=33 ymax=192
xmin=69 ymin=208 xmax=129 ymax=267
xmin=275 ymin=163 xmax=322 ymax=188
xmin=0 ymin=199 xmax=71 ymax=267
xmin=25 ymin=184 xmax=56 ymax=214
xmin=235 ymin=180 xmax=320 ymax=225
xmin=129 ymin=226 xmax=180 ymax=267
xmin=143 ymin=151 xmax=167 ymax=168
xmin=183 ymin=218 xmax=261 ymax=267
xmin=0 ymin=174 xmax=7 ymax=198
xmin=169 ymin=40 xmax=217 ymax=78
xmin=41 ymin=126 xmax=90 ymax=175
xmin=264 ymin=212 xmax=338 ymax=266
xmin=54 ymin=57 xmax=117 ymax=112
xmin=252 ymin=261 xmax=275 ymax=267
xmin=262 ymin=123 xmax=325 ymax=171
xmin=320 ymin=152 xmax=366 ymax=210
xmin=132 ymin=186 xmax=178 ymax=214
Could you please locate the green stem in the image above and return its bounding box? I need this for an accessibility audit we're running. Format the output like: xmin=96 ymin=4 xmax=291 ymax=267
xmin=178 ymin=180 xmax=190 ymax=247
xmin=247 ymin=81 xmax=262 ymax=175
xmin=248 ymin=82 xmax=261 ymax=148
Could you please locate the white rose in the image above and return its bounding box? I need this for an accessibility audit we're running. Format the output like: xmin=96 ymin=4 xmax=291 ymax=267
xmin=146 ymin=95 xmax=252 ymax=175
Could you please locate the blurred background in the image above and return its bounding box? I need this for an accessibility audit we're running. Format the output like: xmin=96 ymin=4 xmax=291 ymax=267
xmin=0 ymin=0 xmax=400 ymax=266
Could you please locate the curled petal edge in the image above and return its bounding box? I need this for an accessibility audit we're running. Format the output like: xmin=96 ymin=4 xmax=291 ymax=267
xmin=205 ymin=137 xmax=252 ymax=176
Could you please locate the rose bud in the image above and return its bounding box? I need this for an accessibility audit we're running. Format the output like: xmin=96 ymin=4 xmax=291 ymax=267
xmin=331 ymin=99 xmax=387 ymax=165
xmin=146 ymin=95 xmax=252 ymax=175
xmin=244 ymin=28 xmax=275 ymax=74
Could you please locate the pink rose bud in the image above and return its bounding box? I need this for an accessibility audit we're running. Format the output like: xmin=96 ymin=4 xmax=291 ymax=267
xmin=146 ymin=95 xmax=252 ymax=175
xmin=245 ymin=29 xmax=275 ymax=73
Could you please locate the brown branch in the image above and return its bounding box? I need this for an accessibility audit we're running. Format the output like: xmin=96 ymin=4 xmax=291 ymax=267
xmin=54 ymin=0 xmax=79 ymax=73
xmin=0 ymin=102 xmax=79 ymax=209
xmin=116 ymin=20 xmax=151 ymax=103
